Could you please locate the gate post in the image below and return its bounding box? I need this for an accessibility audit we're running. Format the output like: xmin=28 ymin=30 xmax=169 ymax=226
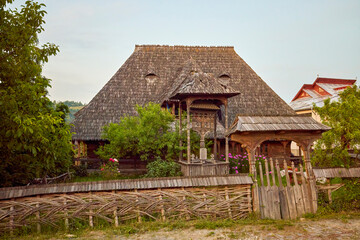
xmin=303 ymin=144 xmax=317 ymax=213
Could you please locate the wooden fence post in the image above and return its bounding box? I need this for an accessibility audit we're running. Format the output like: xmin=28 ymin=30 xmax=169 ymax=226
xmin=158 ymin=188 xmax=165 ymax=221
xmin=270 ymin=158 xmax=281 ymax=219
xmin=300 ymin=164 xmax=311 ymax=213
xmin=225 ymin=186 xmax=232 ymax=219
xmin=112 ymin=190 xmax=118 ymax=227
xmin=264 ymin=158 xmax=274 ymax=219
xmin=258 ymin=161 xmax=266 ymax=218
xmin=291 ymin=162 xmax=305 ymax=216
xmin=10 ymin=198 xmax=14 ymax=235
xmin=247 ymin=187 xmax=252 ymax=213
xmin=283 ymin=160 xmax=297 ymax=219
xmin=89 ymin=193 xmax=93 ymax=228
xmin=276 ymin=160 xmax=290 ymax=219
xmin=63 ymin=194 xmax=69 ymax=230
xmin=181 ymin=187 xmax=190 ymax=220
xmin=203 ymin=188 xmax=208 ymax=212
xmin=303 ymin=145 xmax=317 ymax=213
xmin=134 ymin=189 xmax=141 ymax=223
xmin=36 ymin=195 xmax=41 ymax=233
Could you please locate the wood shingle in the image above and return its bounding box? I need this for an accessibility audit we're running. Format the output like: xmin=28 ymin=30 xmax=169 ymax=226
xmin=72 ymin=45 xmax=296 ymax=141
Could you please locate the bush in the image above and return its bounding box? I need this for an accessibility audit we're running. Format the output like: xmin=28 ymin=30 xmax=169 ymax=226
xmin=330 ymin=179 xmax=360 ymax=211
xmin=100 ymin=158 xmax=121 ymax=179
xmin=145 ymin=158 xmax=182 ymax=178
xmin=72 ymin=165 xmax=88 ymax=177
xmin=318 ymin=178 xmax=360 ymax=212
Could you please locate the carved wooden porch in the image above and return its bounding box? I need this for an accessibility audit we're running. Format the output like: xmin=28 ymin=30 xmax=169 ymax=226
xmin=166 ymin=59 xmax=240 ymax=176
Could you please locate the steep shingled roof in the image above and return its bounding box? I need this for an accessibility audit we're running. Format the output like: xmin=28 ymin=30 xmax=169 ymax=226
xmin=73 ymin=45 xmax=296 ymax=141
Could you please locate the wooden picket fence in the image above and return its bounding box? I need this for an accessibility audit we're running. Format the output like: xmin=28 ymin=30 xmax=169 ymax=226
xmin=255 ymin=158 xmax=316 ymax=220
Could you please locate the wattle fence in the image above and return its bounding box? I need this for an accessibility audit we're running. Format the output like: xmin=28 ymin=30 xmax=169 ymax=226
xmin=1 ymin=165 xmax=359 ymax=234
xmin=0 ymin=175 xmax=253 ymax=233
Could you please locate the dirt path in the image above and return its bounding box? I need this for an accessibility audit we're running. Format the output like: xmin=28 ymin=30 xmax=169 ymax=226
xmin=56 ymin=218 xmax=360 ymax=240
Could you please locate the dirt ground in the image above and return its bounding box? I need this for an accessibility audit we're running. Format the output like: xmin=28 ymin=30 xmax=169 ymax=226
xmin=55 ymin=218 xmax=360 ymax=240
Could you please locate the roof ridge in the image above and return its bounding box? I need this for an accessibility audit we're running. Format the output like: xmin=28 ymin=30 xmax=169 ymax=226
xmin=134 ymin=45 xmax=235 ymax=52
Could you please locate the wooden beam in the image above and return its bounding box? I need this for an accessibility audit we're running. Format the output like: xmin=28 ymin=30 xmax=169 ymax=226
xmin=179 ymin=101 xmax=183 ymax=162
xmin=187 ymin=99 xmax=191 ymax=163
xmin=213 ymin=113 xmax=217 ymax=160
xmin=225 ymin=99 xmax=229 ymax=163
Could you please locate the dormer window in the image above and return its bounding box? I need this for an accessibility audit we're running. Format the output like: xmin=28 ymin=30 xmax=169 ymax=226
xmin=219 ymin=74 xmax=231 ymax=79
xmin=218 ymin=74 xmax=231 ymax=86
xmin=145 ymin=73 xmax=159 ymax=84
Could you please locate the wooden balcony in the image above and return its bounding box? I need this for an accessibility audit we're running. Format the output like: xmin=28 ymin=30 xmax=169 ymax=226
xmin=179 ymin=159 xmax=229 ymax=176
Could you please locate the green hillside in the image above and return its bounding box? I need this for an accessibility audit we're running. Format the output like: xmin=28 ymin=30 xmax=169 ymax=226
xmin=53 ymin=101 xmax=86 ymax=123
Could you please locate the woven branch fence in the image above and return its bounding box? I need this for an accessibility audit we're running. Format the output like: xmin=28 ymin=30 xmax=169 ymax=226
xmin=0 ymin=175 xmax=252 ymax=233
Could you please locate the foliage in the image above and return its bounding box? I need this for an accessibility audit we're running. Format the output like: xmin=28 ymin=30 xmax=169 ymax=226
xmin=72 ymin=165 xmax=88 ymax=178
xmin=100 ymin=158 xmax=121 ymax=179
xmin=0 ymin=0 xmax=73 ymax=187
xmin=312 ymin=85 xmax=360 ymax=167
xmin=144 ymin=157 xmax=182 ymax=178
xmin=97 ymin=103 xmax=182 ymax=161
xmin=318 ymin=178 xmax=360 ymax=213
xmin=62 ymin=100 xmax=85 ymax=107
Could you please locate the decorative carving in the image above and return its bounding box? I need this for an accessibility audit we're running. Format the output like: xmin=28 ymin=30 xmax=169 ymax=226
xmin=191 ymin=111 xmax=216 ymax=137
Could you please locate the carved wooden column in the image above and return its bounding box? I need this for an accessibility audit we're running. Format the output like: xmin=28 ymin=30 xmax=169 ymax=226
xmin=172 ymin=103 xmax=175 ymax=115
xmin=213 ymin=113 xmax=217 ymax=160
xmin=281 ymin=140 xmax=289 ymax=162
xmin=225 ymin=99 xmax=229 ymax=163
xmin=186 ymin=99 xmax=191 ymax=163
xmin=248 ymin=147 xmax=257 ymax=176
xmin=231 ymin=141 xmax=235 ymax=155
xmin=217 ymin=140 xmax=221 ymax=158
xmin=179 ymin=101 xmax=183 ymax=162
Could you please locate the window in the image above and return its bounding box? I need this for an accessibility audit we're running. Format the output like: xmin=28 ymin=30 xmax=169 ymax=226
xmin=145 ymin=73 xmax=158 ymax=84
xmin=218 ymin=74 xmax=231 ymax=86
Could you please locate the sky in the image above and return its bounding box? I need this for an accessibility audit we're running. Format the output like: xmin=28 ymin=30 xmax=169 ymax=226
xmin=9 ymin=0 xmax=360 ymax=104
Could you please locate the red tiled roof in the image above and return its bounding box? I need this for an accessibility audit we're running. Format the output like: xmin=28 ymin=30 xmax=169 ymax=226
xmin=292 ymin=77 xmax=356 ymax=102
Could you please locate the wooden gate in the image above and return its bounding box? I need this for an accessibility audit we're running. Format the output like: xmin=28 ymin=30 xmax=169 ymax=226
xmin=255 ymin=158 xmax=316 ymax=219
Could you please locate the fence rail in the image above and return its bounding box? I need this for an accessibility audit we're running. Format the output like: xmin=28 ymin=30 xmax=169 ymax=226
xmin=0 ymin=174 xmax=252 ymax=200
xmin=313 ymin=167 xmax=360 ymax=178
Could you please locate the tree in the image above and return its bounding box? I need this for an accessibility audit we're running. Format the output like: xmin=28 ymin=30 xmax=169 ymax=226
xmin=0 ymin=0 xmax=73 ymax=187
xmin=312 ymin=85 xmax=360 ymax=167
xmin=96 ymin=102 xmax=183 ymax=161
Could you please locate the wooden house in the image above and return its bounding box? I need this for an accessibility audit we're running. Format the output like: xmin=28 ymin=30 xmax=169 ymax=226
xmin=289 ymin=77 xmax=356 ymax=155
xmin=72 ymin=45 xmax=329 ymax=175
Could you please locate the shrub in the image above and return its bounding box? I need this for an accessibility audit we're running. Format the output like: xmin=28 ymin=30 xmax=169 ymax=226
xmin=330 ymin=178 xmax=360 ymax=212
xmin=72 ymin=165 xmax=88 ymax=177
xmin=100 ymin=158 xmax=121 ymax=179
xmin=145 ymin=158 xmax=182 ymax=178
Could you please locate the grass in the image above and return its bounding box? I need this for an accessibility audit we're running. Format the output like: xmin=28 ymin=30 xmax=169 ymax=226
xmin=66 ymin=172 xmax=142 ymax=183
xmin=5 ymin=211 xmax=359 ymax=240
